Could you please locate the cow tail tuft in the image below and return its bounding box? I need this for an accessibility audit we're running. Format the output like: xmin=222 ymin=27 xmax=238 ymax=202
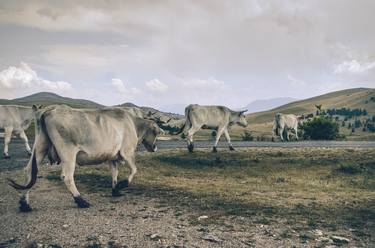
xmin=8 ymin=152 xmax=38 ymax=190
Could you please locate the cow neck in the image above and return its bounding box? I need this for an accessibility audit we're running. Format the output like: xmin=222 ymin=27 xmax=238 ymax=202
xmin=228 ymin=112 xmax=238 ymax=125
xmin=134 ymin=118 xmax=148 ymax=143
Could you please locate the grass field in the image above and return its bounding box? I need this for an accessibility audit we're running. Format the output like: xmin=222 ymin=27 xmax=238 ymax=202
xmin=45 ymin=147 xmax=375 ymax=246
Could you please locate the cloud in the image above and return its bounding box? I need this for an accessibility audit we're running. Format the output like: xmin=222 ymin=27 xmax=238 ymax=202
xmin=0 ymin=62 xmax=72 ymax=98
xmin=181 ymin=77 xmax=226 ymax=90
xmin=145 ymin=79 xmax=168 ymax=93
xmin=111 ymin=78 xmax=140 ymax=101
xmin=1 ymin=1 xmax=375 ymax=106
xmin=287 ymin=74 xmax=306 ymax=87
xmin=334 ymin=60 xmax=375 ymax=74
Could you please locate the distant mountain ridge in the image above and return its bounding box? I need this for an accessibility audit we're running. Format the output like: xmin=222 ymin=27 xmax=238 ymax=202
xmin=0 ymin=92 xmax=183 ymax=119
xmin=0 ymin=92 xmax=103 ymax=109
xmin=244 ymin=97 xmax=297 ymax=114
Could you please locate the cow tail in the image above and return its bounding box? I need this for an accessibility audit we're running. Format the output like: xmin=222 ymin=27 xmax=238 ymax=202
xmin=273 ymin=113 xmax=281 ymax=136
xmin=173 ymin=107 xmax=192 ymax=135
xmin=7 ymin=112 xmax=51 ymax=190
xmin=8 ymin=151 xmax=38 ymax=190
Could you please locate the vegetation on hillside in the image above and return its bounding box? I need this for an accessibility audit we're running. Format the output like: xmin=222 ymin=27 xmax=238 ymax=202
xmin=301 ymin=117 xmax=339 ymax=140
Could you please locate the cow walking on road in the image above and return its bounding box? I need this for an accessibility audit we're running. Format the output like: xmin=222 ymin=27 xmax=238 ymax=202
xmin=0 ymin=105 xmax=33 ymax=158
xmin=176 ymin=104 xmax=247 ymax=152
xmin=272 ymin=113 xmax=303 ymax=141
xmin=8 ymin=105 xmax=163 ymax=211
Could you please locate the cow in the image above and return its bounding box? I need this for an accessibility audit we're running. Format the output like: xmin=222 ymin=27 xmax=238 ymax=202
xmin=0 ymin=105 xmax=33 ymax=158
xmin=8 ymin=105 xmax=163 ymax=212
xmin=175 ymin=104 xmax=248 ymax=152
xmin=272 ymin=113 xmax=303 ymax=141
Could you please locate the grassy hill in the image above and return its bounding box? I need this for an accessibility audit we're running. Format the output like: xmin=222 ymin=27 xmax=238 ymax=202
xmin=233 ymin=88 xmax=375 ymax=140
xmin=0 ymin=92 xmax=103 ymax=109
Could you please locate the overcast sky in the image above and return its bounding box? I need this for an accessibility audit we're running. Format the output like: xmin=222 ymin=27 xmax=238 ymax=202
xmin=0 ymin=0 xmax=374 ymax=113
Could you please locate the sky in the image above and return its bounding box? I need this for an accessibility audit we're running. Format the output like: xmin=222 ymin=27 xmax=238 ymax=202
xmin=0 ymin=0 xmax=374 ymax=113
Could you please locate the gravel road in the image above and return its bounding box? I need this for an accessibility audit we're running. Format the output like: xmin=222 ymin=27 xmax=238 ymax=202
xmin=154 ymin=140 xmax=375 ymax=149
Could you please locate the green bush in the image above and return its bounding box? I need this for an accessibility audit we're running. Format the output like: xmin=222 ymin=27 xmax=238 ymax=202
xmin=241 ymin=130 xmax=254 ymax=141
xmin=301 ymin=117 xmax=339 ymax=140
xmin=337 ymin=164 xmax=365 ymax=174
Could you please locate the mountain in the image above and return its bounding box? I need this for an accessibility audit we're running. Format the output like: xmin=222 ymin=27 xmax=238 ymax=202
xmin=116 ymin=102 xmax=183 ymax=120
xmin=244 ymin=97 xmax=297 ymax=114
xmin=0 ymin=92 xmax=103 ymax=108
xmin=247 ymin=88 xmax=375 ymax=124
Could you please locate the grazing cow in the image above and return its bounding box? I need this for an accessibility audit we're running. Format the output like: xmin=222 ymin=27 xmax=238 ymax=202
xmin=0 ymin=105 xmax=33 ymax=158
xmin=8 ymin=105 xmax=163 ymax=211
xmin=176 ymin=104 xmax=248 ymax=152
xmin=272 ymin=113 xmax=303 ymax=141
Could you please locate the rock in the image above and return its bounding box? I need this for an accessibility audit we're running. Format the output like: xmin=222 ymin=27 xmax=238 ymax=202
xmin=86 ymin=234 xmax=98 ymax=241
xmin=198 ymin=215 xmax=209 ymax=221
xmin=25 ymin=241 xmax=38 ymax=248
xmin=313 ymin=229 xmax=323 ymax=236
xmin=62 ymin=224 xmax=69 ymax=229
xmin=150 ymin=234 xmax=161 ymax=241
xmin=331 ymin=235 xmax=350 ymax=244
xmin=197 ymin=227 xmax=209 ymax=233
xmin=48 ymin=244 xmax=62 ymax=248
xmin=316 ymin=237 xmax=331 ymax=243
xmin=202 ymin=234 xmax=223 ymax=243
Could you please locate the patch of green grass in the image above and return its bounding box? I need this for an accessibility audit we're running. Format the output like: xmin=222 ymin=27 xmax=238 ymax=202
xmin=337 ymin=164 xmax=365 ymax=174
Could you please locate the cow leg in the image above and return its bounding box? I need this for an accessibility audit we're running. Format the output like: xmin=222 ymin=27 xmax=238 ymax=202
xmin=213 ymin=127 xmax=225 ymax=153
xmin=19 ymin=130 xmax=32 ymax=156
xmin=124 ymin=155 xmax=137 ymax=185
xmin=61 ymin=157 xmax=90 ymax=208
xmin=224 ymin=129 xmax=235 ymax=151
xmin=3 ymin=126 xmax=13 ymax=159
xmin=295 ymin=128 xmax=299 ymax=140
xmin=187 ymin=126 xmax=200 ymax=153
xmin=110 ymin=161 xmax=122 ymax=197
xmin=278 ymin=128 xmax=284 ymax=142
xmin=286 ymin=130 xmax=290 ymax=141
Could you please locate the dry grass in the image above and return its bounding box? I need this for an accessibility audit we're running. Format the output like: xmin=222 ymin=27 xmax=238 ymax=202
xmin=47 ymin=147 xmax=375 ymax=242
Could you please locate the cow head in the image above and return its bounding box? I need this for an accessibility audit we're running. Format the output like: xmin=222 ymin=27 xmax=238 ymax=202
xmin=141 ymin=121 xmax=164 ymax=152
xmin=232 ymin=110 xmax=248 ymax=127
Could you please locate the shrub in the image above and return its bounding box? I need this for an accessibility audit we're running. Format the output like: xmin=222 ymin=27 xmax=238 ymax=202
xmin=180 ymin=133 xmax=186 ymax=139
xmin=241 ymin=130 xmax=254 ymax=141
xmin=337 ymin=164 xmax=365 ymax=174
xmin=301 ymin=117 xmax=339 ymax=140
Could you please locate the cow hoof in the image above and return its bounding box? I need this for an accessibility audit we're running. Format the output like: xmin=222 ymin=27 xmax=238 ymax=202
xmin=229 ymin=146 xmax=235 ymax=151
xmin=74 ymin=196 xmax=90 ymax=208
xmin=19 ymin=198 xmax=32 ymax=212
xmin=4 ymin=154 xmax=11 ymax=159
xmin=212 ymin=147 xmax=218 ymax=153
xmin=112 ymin=189 xmax=123 ymax=197
xmin=117 ymin=179 xmax=129 ymax=189
xmin=188 ymin=144 xmax=194 ymax=153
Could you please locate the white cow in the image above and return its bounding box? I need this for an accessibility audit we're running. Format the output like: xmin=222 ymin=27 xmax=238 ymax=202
xmin=0 ymin=105 xmax=33 ymax=158
xmin=9 ymin=105 xmax=163 ymax=211
xmin=176 ymin=104 xmax=248 ymax=152
xmin=272 ymin=113 xmax=303 ymax=141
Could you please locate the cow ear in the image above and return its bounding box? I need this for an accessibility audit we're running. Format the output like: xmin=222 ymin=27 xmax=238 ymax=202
xmin=32 ymin=105 xmax=38 ymax=111
xmin=239 ymin=110 xmax=247 ymax=115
